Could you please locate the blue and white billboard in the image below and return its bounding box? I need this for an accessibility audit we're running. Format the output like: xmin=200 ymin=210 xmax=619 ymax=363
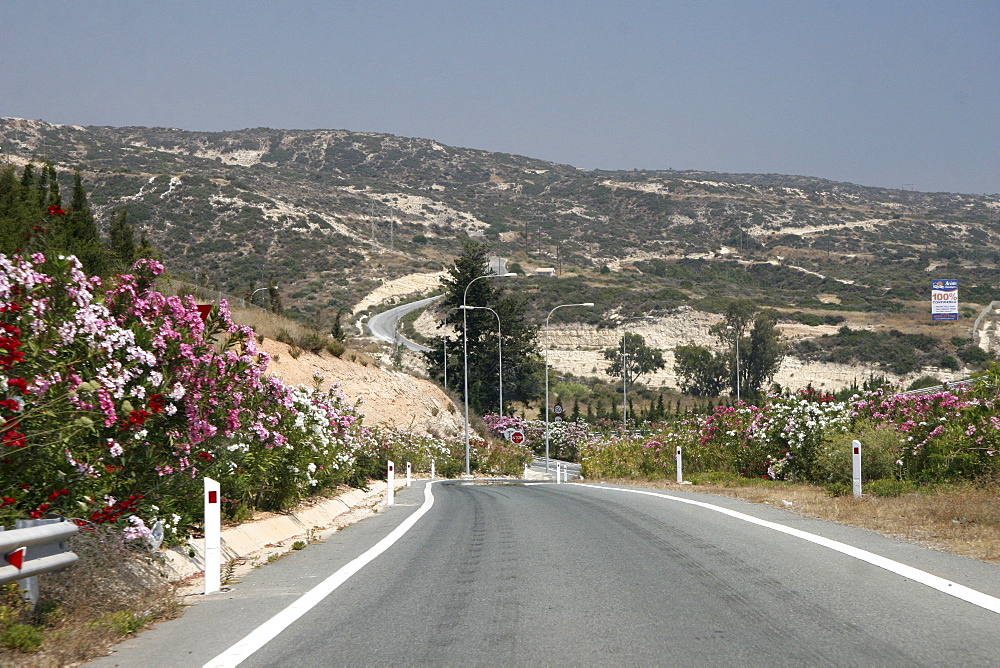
xmin=931 ymin=279 xmax=958 ymax=321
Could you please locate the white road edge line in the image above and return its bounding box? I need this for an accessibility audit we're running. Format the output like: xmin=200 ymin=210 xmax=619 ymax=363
xmin=577 ymin=483 xmax=1000 ymax=615
xmin=204 ymin=481 xmax=439 ymax=668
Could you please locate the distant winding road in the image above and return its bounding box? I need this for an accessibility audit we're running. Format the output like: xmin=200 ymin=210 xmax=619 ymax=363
xmin=366 ymin=295 xmax=442 ymax=352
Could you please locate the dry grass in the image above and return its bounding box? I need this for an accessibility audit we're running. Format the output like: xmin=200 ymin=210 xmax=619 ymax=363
xmin=226 ymin=305 xmax=314 ymax=343
xmin=0 ymin=529 xmax=180 ymax=666
xmin=597 ymin=478 xmax=1000 ymax=565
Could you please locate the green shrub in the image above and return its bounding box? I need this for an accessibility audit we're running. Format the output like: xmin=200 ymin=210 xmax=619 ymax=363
xmin=298 ymin=331 xmax=326 ymax=354
xmin=93 ymin=611 xmax=148 ymax=637
xmin=275 ymin=328 xmax=295 ymax=345
xmin=1 ymin=623 xmax=43 ymax=652
xmin=326 ymin=339 xmax=346 ymax=357
xmin=812 ymin=423 xmax=902 ymax=486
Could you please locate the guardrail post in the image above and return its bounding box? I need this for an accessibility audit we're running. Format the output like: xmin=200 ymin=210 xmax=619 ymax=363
xmin=387 ymin=461 xmax=395 ymax=506
xmin=13 ymin=518 xmax=59 ymax=607
xmin=204 ymin=477 xmax=221 ymax=595
xmin=1 ymin=519 xmax=79 ymax=608
xmin=852 ymin=440 xmax=863 ymax=498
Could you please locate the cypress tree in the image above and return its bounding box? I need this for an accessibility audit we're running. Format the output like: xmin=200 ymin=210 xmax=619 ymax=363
xmin=0 ymin=166 xmax=33 ymax=254
xmin=56 ymin=171 xmax=107 ymax=275
xmin=45 ymin=162 xmax=61 ymax=208
xmin=136 ymin=231 xmax=160 ymax=261
xmin=108 ymin=208 xmax=137 ymax=271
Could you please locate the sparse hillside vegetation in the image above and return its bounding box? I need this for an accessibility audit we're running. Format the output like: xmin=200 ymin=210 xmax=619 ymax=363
xmin=2 ymin=118 xmax=997 ymax=327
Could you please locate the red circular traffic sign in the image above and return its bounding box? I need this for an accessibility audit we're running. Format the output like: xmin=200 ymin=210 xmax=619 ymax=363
xmin=510 ymin=430 xmax=525 ymax=444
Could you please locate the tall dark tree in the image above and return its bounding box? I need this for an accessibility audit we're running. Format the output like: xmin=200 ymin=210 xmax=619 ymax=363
xmin=46 ymin=171 xmax=107 ymax=275
xmin=330 ymin=306 xmax=348 ymax=342
xmin=267 ymin=280 xmax=283 ymax=315
xmin=136 ymin=231 xmax=160 ymax=261
xmin=0 ymin=166 xmax=33 ymax=254
xmin=421 ymin=241 xmax=542 ymax=415
xmin=108 ymin=208 xmax=137 ymax=271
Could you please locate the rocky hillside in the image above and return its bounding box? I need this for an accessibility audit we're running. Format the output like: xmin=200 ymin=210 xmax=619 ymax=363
xmin=3 ymin=117 xmax=999 ymax=325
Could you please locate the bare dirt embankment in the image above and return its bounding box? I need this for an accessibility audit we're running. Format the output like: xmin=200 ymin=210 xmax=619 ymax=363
xmin=259 ymin=338 xmax=463 ymax=439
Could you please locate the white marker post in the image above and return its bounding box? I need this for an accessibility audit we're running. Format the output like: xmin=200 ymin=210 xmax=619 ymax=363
xmin=387 ymin=461 xmax=395 ymax=506
xmin=430 ymin=459 xmax=436 ymax=480
xmin=852 ymin=440 xmax=863 ymax=498
xmin=406 ymin=462 xmax=412 ymax=487
xmin=676 ymin=446 xmax=683 ymax=484
xmin=204 ymin=477 xmax=221 ymax=595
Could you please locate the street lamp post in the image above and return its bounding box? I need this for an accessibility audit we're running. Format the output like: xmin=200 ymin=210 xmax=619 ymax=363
xmin=248 ymin=286 xmax=269 ymax=308
xmin=460 ymin=305 xmax=504 ymax=415
xmin=727 ymin=325 xmax=741 ymax=403
xmin=620 ymin=316 xmax=655 ymax=430
xmin=463 ymin=272 xmax=517 ymax=476
xmin=545 ymin=302 xmax=594 ymax=476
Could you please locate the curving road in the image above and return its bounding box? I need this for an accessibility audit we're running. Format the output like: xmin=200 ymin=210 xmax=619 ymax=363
xmin=91 ymin=480 xmax=1000 ymax=667
xmin=367 ymin=295 xmax=442 ymax=352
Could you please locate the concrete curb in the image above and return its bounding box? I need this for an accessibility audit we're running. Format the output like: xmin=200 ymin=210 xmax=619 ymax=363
xmin=160 ymin=480 xmax=400 ymax=582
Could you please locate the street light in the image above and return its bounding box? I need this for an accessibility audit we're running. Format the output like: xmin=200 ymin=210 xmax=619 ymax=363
xmin=727 ymin=325 xmax=741 ymax=403
xmin=248 ymin=286 xmax=269 ymax=308
xmin=460 ymin=305 xmax=504 ymax=415
xmin=463 ymin=272 xmax=517 ymax=476
xmin=619 ymin=315 xmax=655 ymax=431
xmin=545 ymin=302 xmax=594 ymax=476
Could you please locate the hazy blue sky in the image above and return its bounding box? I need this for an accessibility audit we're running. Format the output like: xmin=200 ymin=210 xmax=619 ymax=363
xmin=2 ymin=1 xmax=997 ymax=194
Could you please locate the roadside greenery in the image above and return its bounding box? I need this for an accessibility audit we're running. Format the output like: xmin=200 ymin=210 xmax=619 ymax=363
xmin=575 ymin=381 xmax=1000 ymax=488
xmin=0 ymin=252 xmax=529 ymax=540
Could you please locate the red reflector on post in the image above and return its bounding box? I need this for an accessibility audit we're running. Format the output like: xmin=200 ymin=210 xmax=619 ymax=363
xmin=854 ymin=447 xmax=860 ymax=455
xmin=208 ymin=491 xmax=218 ymax=504
xmin=5 ymin=546 xmax=25 ymax=570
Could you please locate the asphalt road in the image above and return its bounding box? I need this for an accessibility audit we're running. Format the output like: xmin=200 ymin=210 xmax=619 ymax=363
xmin=366 ymin=295 xmax=442 ymax=352
xmin=91 ymin=481 xmax=1000 ymax=667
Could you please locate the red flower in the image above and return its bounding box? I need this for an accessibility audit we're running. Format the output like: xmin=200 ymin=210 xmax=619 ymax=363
xmin=2 ymin=429 xmax=26 ymax=448
xmin=0 ymin=497 xmax=15 ymax=507
xmin=148 ymin=394 xmax=166 ymax=413
xmin=7 ymin=377 xmax=27 ymax=393
xmin=119 ymin=409 xmax=152 ymax=430
xmin=0 ymin=399 xmax=20 ymax=412
xmin=197 ymin=451 xmax=213 ymax=462
xmin=47 ymin=205 xmax=66 ymax=216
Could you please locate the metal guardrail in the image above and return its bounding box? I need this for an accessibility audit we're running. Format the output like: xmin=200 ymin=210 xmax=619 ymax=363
xmin=0 ymin=519 xmax=78 ymax=585
xmin=897 ymin=378 xmax=976 ymax=397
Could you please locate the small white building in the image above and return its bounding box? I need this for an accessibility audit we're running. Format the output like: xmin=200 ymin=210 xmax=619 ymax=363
xmin=535 ymin=267 xmax=557 ymax=277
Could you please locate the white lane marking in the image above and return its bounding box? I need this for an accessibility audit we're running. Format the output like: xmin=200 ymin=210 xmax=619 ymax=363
xmin=204 ymin=481 xmax=439 ymax=667
xmin=577 ymin=483 xmax=1000 ymax=615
